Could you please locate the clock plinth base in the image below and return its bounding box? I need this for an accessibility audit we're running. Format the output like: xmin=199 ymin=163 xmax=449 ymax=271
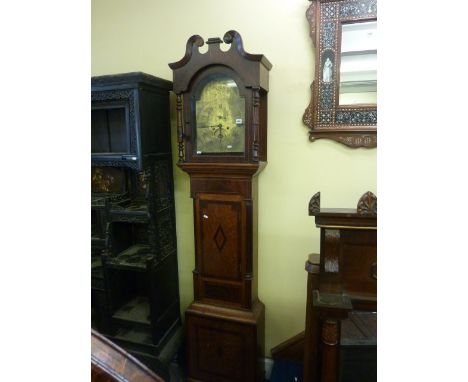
xmin=185 ymin=300 xmax=265 ymax=382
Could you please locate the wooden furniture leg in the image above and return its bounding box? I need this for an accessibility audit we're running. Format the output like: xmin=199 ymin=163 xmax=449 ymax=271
xmin=320 ymin=319 xmax=340 ymax=382
xmin=312 ymin=291 xmax=352 ymax=382
xmin=304 ymin=254 xmax=321 ymax=382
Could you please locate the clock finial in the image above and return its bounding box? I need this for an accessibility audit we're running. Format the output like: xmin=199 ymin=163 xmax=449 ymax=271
xmin=168 ymin=34 xmax=204 ymax=70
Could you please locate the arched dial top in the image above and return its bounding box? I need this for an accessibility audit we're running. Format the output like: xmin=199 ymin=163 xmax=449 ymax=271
xmin=169 ymin=30 xmax=271 ymax=163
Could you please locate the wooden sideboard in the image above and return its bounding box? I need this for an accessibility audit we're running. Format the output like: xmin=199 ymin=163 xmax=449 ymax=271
xmin=304 ymin=192 xmax=377 ymax=382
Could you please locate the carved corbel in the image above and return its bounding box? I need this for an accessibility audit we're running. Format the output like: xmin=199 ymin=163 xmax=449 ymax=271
xmin=308 ymin=191 xmax=321 ymax=215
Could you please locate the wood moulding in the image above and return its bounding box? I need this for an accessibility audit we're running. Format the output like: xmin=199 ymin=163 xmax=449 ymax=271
xmin=91 ymin=329 xmax=164 ymax=382
xmin=178 ymin=161 xmax=265 ymax=177
xmin=308 ymin=190 xmax=377 ymax=217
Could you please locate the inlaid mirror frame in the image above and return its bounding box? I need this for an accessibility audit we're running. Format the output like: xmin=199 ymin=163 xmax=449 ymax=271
xmin=303 ymin=0 xmax=377 ymax=148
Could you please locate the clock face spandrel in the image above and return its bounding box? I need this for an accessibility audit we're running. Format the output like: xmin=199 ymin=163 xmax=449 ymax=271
xmin=195 ymin=75 xmax=245 ymax=154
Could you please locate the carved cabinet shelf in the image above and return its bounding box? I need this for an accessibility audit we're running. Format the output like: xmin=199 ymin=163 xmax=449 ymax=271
xmin=91 ymin=72 xmax=180 ymax=377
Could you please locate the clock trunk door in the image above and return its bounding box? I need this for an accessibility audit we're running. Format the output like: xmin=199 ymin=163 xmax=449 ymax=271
xmin=197 ymin=194 xmax=244 ymax=281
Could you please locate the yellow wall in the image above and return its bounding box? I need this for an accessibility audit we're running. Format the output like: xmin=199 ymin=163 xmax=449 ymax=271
xmin=92 ymin=0 xmax=377 ymax=356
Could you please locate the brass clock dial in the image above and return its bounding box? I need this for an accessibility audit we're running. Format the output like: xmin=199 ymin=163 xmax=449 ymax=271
xmin=195 ymin=75 xmax=245 ymax=154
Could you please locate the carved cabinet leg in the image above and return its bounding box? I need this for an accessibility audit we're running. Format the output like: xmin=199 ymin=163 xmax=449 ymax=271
xmin=304 ymin=305 xmax=321 ymax=382
xmin=320 ymin=319 xmax=340 ymax=382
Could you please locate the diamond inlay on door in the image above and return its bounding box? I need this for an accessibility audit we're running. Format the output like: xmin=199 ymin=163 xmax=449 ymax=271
xmin=200 ymin=199 xmax=242 ymax=280
xmin=213 ymin=225 xmax=227 ymax=252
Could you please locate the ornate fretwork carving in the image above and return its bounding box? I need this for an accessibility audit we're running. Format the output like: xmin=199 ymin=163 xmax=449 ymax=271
xmin=303 ymin=81 xmax=316 ymax=128
xmin=322 ymin=2 xmax=338 ymax=20
xmin=141 ymin=163 xmax=155 ymax=213
xmin=137 ymin=169 xmax=149 ymax=197
xmin=303 ymin=0 xmax=377 ymax=147
xmin=306 ymin=1 xmax=317 ymax=43
xmin=147 ymin=221 xmax=158 ymax=254
xmin=309 ymin=192 xmax=321 ymax=215
xmin=321 ymin=22 xmax=336 ymax=50
xmin=91 ymin=160 xmax=139 ymax=170
xmin=318 ymin=111 xmax=333 ymax=124
xmin=157 ymin=210 xmax=177 ymax=257
xmin=322 ymin=319 xmax=339 ymax=345
xmin=91 ymin=89 xmax=132 ymax=103
xmin=334 ymin=135 xmax=376 ymax=148
xmin=110 ymin=212 xmax=149 ymax=224
xmin=154 ymin=160 xmax=173 ymax=210
xmin=340 ymin=0 xmax=377 ymax=19
xmin=91 ymin=89 xmax=137 ymax=158
xmin=357 ymin=191 xmax=377 ymax=216
xmin=336 ymin=110 xmax=377 ymax=125
xmin=304 ymin=106 xmax=313 ymax=127
xmin=320 ymin=82 xmax=334 ymax=110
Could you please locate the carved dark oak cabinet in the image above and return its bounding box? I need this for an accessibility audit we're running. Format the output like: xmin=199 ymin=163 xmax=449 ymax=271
xmin=91 ymin=72 xmax=181 ymax=377
xmin=304 ymin=191 xmax=377 ymax=382
xmin=169 ymin=31 xmax=271 ymax=382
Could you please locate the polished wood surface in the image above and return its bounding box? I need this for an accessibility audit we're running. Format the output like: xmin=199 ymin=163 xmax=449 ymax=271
xmin=169 ymin=31 xmax=270 ymax=164
xmin=304 ymin=192 xmax=377 ymax=382
xmin=169 ymin=31 xmax=270 ymax=381
xmin=180 ymin=161 xmax=265 ymax=381
xmin=91 ymin=329 xmax=165 ymax=382
xmin=186 ymin=301 xmax=265 ymax=382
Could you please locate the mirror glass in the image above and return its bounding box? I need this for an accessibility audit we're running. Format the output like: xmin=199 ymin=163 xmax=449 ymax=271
xmin=339 ymin=21 xmax=377 ymax=105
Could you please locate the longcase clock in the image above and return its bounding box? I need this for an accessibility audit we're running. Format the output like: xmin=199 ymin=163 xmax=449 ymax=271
xmin=169 ymin=30 xmax=271 ymax=382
